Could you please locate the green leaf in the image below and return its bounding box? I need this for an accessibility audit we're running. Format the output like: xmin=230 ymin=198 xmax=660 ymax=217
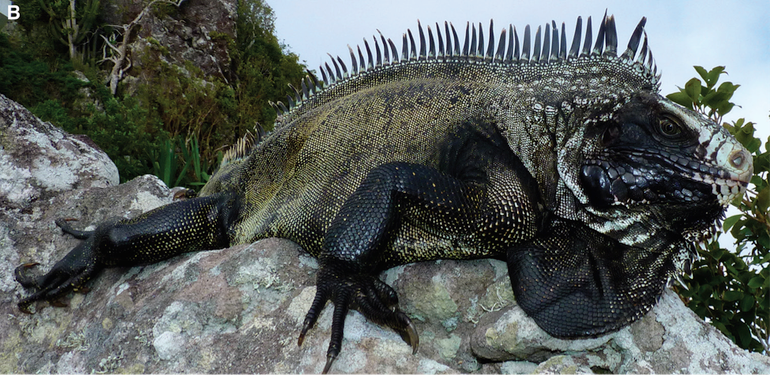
xmin=702 ymin=90 xmax=730 ymax=109
xmin=698 ymin=284 xmax=714 ymax=300
xmin=705 ymin=66 xmax=726 ymax=88
xmin=723 ymin=290 xmax=743 ymax=302
xmin=724 ymin=262 xmax=741 ymax=277
xmin=684 ymin=78 xmax=702 ymax=103
xmin=694 ymin=66 xmax=709 ymax=82
xmin=712 ymin=320 xmax=729 ymax=336
xmin=716 ymin=102 xmax=735 ymax=118
xmin=710 ymin=247 xmax=727 ymax=261
xmin=716 ymin=81 xmax=740 ymax=97
xmin=754 ymin=153 xmax=770 ymax=174
xmin=740 ymin=295 xmax=755 ymax=311
xmin=747 ymin=276 xmax=765 ymax=289
xmin=734 ymin=125 xmax=761 ymax=153
xmin=722 ymin=214 xmax=742 ymax=232
xmin=756 ymin=186 xmax=770 ymax=213
xmin=694 ymin=66 xmax=726 ymax=89
xmin=666 ymin=91 xmax=694 ymax=109
xmin=758 ymin=232 xmax=770 ymax=251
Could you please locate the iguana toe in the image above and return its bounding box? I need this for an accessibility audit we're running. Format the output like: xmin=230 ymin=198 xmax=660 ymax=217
xmin=299 ymin=264 xmax=417 ymax=373
xmin=55 ymin=217 xmax=94 ymax=239
xmin=15 ymin=234 xmax=99 ymax=313
xmin=14 ymin=262 xmax=41 ymax=288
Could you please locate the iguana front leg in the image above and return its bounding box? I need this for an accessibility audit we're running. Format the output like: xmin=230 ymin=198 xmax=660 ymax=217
xmin=15 ymin=193 xmax=238 ymax=313
xmin=297 ymin=161 xmax=520 ymax=373
xmin=507 ymin=219 xmax=680 ymax=337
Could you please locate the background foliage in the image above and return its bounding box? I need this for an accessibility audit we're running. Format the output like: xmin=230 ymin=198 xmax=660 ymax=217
xmin=668 ymin=66 xmax=769 ymax=354
xmin=0 ymin=0 xmax=305 ymax=187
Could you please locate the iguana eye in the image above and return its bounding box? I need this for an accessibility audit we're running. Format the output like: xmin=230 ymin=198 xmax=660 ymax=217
xmin=657 ymin=115 xmax=683 ymax=138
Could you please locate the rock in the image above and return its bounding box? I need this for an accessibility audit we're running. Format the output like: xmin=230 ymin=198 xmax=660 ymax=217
xmin=0 ymin=94 xmax=119 ymax=209
xmin=101 ymin=0 xmax=236 ymax=94
xmin=3 ymin=94 xmax=770 ymax=373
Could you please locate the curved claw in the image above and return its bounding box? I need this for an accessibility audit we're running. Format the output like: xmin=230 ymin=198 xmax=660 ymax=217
xmin=297 ymin=320 xmax=311 ymax=347
xmin=49 ymin=299 xmax=69 ymax=308
xmin=404 ymin=318 xmax=419 ymax=354
xmin=322 ymin=353 xmax=336 ymax=374
xmin=298 ymin=285 xmax=331 ymax=347
xmin=299 ymin=264 xmax=419 ymax=374
xmin=18 ymin=301 xmax=34 ymax=314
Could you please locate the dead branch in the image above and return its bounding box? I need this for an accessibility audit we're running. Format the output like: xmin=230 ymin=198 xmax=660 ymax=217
xmin=101 ymin=0 xmax=185 ymax=95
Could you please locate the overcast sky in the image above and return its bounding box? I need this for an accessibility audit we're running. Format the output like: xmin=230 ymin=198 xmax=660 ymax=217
xmin=270 ymin=0 xmax=769 ymax=141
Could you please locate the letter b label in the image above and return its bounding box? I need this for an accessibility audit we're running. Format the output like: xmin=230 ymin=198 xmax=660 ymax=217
xmin=8 ymin=5 xmax=19 ymax=20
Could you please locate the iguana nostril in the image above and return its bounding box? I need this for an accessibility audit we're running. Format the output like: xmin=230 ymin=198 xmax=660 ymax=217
xmin=730 ymin=149 xmax=750 ymax=170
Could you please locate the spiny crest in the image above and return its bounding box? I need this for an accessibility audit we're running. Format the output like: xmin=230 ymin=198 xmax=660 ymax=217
xmin=220 ymin=125 xmax=264 ymax=166
xmin=271 ymin=13 xmax=659 ymax=120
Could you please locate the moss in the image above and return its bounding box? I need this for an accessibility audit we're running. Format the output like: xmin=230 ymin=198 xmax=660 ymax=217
xmin=409 ymin=275 xmax=459 ymax=323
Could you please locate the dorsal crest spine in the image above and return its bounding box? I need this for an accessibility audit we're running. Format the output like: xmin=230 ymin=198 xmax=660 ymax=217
xmin=272 ymin=13 xmax=660 ymax=124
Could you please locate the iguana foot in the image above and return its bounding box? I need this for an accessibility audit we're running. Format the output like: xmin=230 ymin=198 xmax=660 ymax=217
xmin=15 ymin=235 xmax=99 ymax=314
xmin=298 ymin=264 xmax=418 ymax=373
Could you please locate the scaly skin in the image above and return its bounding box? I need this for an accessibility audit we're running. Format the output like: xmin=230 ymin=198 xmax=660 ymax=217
xmin=15 ymin=14 xmax=752 ymax=373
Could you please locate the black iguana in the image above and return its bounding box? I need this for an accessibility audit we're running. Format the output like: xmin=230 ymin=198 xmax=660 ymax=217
xmin=15 ymin=13 xmax=752 ymax=373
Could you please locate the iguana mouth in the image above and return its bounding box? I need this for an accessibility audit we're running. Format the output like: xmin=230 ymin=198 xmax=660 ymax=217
xmin=580 ymin=148 xmax=750 ymax=208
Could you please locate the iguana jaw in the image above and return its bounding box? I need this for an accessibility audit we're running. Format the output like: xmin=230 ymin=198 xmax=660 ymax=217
xmin=573 ymin=96 xmax=751 ymax=209
xmin=663 ymin=100 xmax=752 ymax=207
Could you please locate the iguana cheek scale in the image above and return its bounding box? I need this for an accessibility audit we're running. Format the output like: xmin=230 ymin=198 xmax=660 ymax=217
xmin=15 ymin=13 xmax=752 ymax=373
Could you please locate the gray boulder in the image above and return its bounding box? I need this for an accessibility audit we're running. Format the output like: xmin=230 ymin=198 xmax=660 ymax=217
xmin=2 ymin=94 xmax=769 ymax=373
xmin=0 ymin=94 xmax=118 ymax=209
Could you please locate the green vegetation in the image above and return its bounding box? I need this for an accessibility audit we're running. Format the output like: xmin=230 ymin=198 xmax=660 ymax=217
xmin=668 ymin=66 xmax=769 ymax=354
xmin=0 ymin=0 xmax=305 ymax=188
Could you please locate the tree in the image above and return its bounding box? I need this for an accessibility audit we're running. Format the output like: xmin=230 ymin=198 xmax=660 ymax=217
xmin=100 ymin=0 xmax=185 ymax=95
xmin=230 ymin=0 xmax=306 ymax=130
xmin=37 ymin=0 xmax=101 ymax=63
xmin=2 ymin=0 xmax=308 ymax=188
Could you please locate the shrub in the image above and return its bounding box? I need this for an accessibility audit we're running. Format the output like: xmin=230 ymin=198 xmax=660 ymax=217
xmin=668 ymin=66 xmax=769 ymax=353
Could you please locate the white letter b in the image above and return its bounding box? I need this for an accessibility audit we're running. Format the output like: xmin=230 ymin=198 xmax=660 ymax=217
xmin=8 ymin=5 xmax=20 ymax=20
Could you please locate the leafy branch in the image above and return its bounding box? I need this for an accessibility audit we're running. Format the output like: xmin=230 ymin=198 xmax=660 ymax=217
xmin=668 ymin=66 xmax=769 ymax=354
xmin=667 ymin=66 xmax=740 ymax=125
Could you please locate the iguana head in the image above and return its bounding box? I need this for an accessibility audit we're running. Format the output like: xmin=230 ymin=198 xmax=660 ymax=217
xmin=573 ymin=91 xmax=752 ymax=243
xmin=536 ymin=16 xmax=754 ymax=247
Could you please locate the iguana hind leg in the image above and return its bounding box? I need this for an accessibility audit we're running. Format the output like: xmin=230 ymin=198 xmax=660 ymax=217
xmin=15 ymin=193 xmax=238 ymax=313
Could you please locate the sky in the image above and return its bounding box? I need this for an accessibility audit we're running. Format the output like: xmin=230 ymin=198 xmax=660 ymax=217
xmin=270 ymin=0 xmax=770 ymax=248
xmin=270 ymin=0 xmax=769 ymax=139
